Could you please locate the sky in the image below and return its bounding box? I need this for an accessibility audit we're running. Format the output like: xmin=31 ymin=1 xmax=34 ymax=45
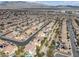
xmin=36 ymin=1 xmax=79 ymax=6
xmin=0 ymin=1 xmax=79 ymax=6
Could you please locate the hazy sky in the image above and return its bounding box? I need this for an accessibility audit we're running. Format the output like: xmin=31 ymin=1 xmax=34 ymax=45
xmin=37 ymin=1 xmax=79 ymax=6
xmin=0 ymin=1 xmax=79 ymax=6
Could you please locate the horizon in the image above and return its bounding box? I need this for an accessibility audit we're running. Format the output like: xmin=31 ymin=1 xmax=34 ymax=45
xmin=0 ymin=1 xmax=79 ymax=6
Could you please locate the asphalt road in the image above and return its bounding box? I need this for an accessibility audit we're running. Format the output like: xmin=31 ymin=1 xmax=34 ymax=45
xmin=0 ymin=20 xmax=52 ymax=46
xmin=66 ymin=16 xmax=79 ymax=57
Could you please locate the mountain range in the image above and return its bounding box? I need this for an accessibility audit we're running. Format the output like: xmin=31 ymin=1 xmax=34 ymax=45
xmin=0 ymin=1 xmax=79 ymax=9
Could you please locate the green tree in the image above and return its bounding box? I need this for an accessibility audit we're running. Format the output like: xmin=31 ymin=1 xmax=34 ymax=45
xmin=0 ymin=50 xmax=8 ymax=57
xmin=47 ymin=48 xmax=54 ymax=57
xmin=36 ymin=45 xmax=40 ymax=56
xmin=15 ymin=46 xmax=26 ymax=57
xmin=77 ymin=39 xmax=79 ymax=46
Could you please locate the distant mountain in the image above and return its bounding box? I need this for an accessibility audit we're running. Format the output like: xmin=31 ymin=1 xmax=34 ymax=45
xmin=0 ymin=1 xmax=79 ymax=9
xmin=0 ymin=1 xmax=50 ymax=9
xmin=55 ymin=5 xmax=79 ymax=8
xmin=65 ymin=5 xmax=79 ymax=8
